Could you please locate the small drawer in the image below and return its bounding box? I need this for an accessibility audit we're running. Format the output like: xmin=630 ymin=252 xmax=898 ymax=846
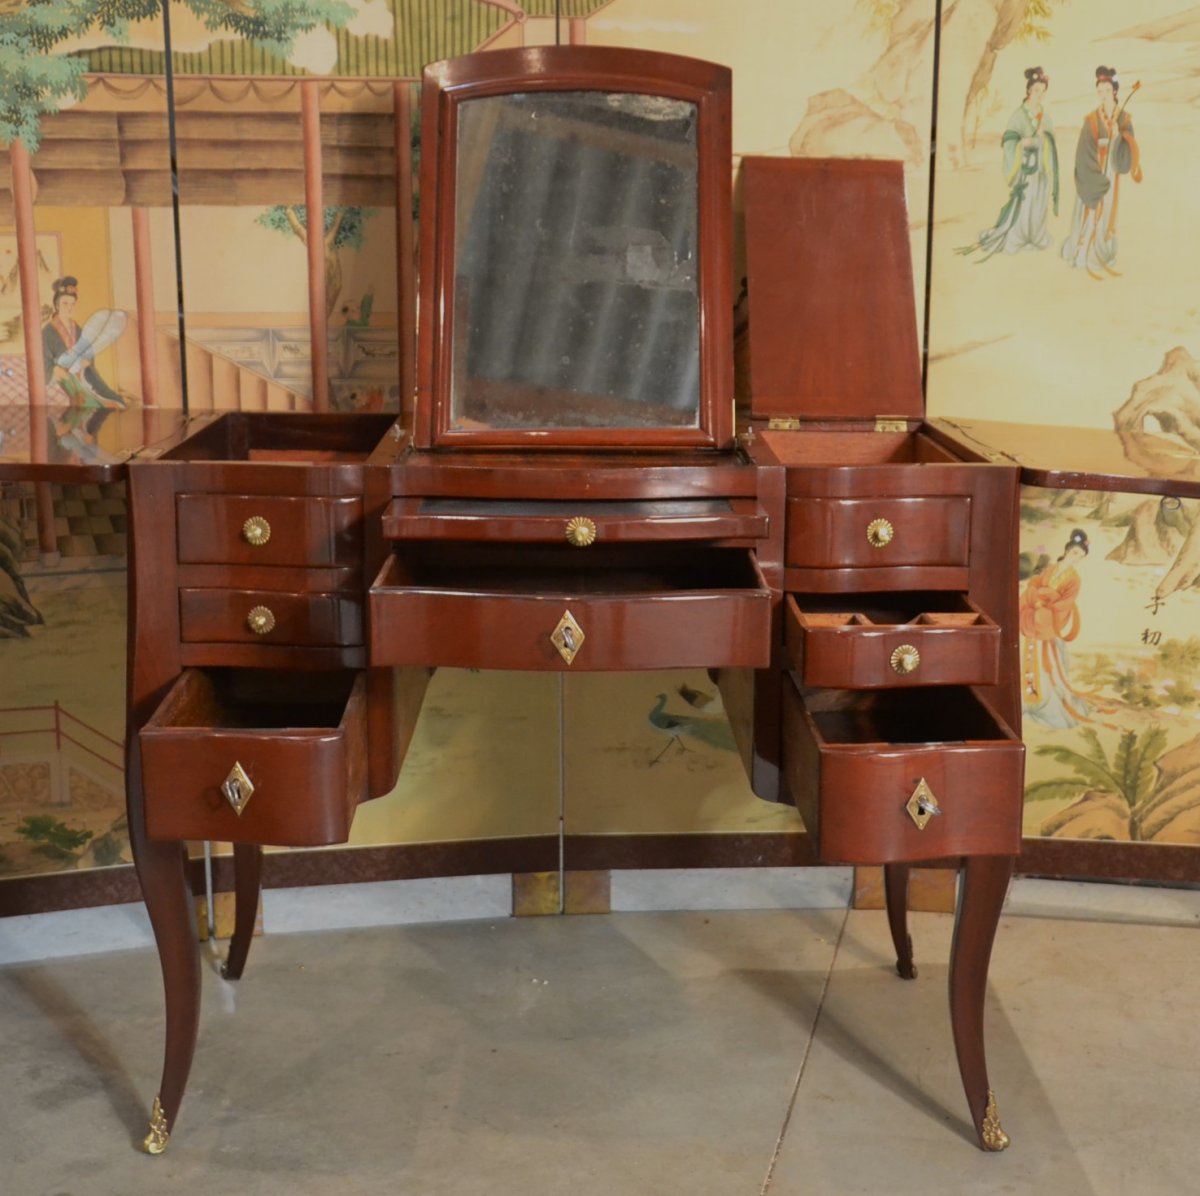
xmin=140 ymin=669 xmax=367 ymax=846
xmin=785 ymin=496 xmax=969 ymax=570
xmin=179 ymin=589 xmax=363 ymax=647
xmin=784 ymin=593 xmax=999 ymax=688
xmin=382 ymin=497 xmax=768 ymax=544
xmin=368 ymin=543 xmax=771 ymax=671
xmin=176 ymin=494 xmax=361 ymax=567
xmin=783 ymin=681 xmax=1023 ymax=864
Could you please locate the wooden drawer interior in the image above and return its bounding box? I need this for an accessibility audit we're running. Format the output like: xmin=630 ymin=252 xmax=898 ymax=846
xmin=369 ymin=542 xmax=771 ymax=670
xmin=760 ymin=427 xmax=958 ymax=466
xmin=161 ymin=411 xmax=395 ymax=462
xmin=785 ymin=592 xmax=1000 ymax=687
xmin=783 ymin=683 xmax=1023 ymax=864
xmin=140 ymin=668 xmax=367 ymax=846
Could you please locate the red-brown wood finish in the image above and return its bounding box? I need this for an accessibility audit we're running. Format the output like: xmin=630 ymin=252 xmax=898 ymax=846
xmin=381 ymin=496 xmax=768 ymax=543
xmin=785 ymin=595 xmax=1001 ymax=689
xmin=416 ymin=46 xmax=734 ymax=451
xmin=140 ymin=668 xmax=369 ymax=847
xmin=782 ymin=681 xmax=1024 ymax=865
xmin=176 ymin=494 xmax=362 ymax=567
xmin=739 ymin=155 xmax=1024 ymax=1153
xmin=742 ymin=156 xmax=923 ymax=422
xmin=221 ymin=844 xmax=263 ymax=981
xmin=369 ymin=550 xmax=771 ymax=671
xmin=106 ymin=56 xmax=1029 ymax=1158
xmin=123 ymin=414 xmax=410 ymax=1149
xmin=178 ymin=589 xmax=363 ymax=647
xmin=784 ymin=495 xmax=970 ymax=571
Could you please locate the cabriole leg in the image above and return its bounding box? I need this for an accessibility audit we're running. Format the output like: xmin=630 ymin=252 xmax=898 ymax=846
xmin=128 ymin=741 xmax=200 ymax=1157
xmin=221 ymin=844 xmax=263 ymax=981
xmin=949 ymin=854 xmax=1014 ymax=1152
xmin=129 ymin=826 xmax=200 ymax=1155
xmin=883 ymin=863 xmax=916 ymax=979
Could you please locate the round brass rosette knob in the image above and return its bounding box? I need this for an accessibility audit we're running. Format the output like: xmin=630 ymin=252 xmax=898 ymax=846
xmin=242 ymin=516 xmax=271 ymax=547
xmin=866 ymin=518 xmax=894 ymax=549
xmin=565 ymin=516 xmax=598 ymax=547
xmin=890 ymin=643 xmax=920 ymax=675
xmin=246 ymin=605 xmax=276 ymax=636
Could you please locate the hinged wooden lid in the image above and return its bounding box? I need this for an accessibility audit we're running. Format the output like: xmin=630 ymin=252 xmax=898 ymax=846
xmin=742 ymin=156 xmax=923 ymax=421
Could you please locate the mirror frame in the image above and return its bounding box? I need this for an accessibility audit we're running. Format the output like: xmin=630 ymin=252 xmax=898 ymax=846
xmin=414 ymin=46 xmax=733 ymax=451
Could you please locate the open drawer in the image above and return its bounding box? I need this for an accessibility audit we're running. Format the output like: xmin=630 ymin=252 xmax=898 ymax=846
xmin=369 ymin=543 xmax=771 ymax=670
xmin=140 ymin=669 xmax=367 ymax=846
xmin=785 ymin=593 xmax=1000 ymax=688
xmin=783 ymin=680 xmax=1023 ymax=864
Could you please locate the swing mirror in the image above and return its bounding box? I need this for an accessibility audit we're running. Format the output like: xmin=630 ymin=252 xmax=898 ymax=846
xmin=414 ymin=46 xmax=733 ymax=450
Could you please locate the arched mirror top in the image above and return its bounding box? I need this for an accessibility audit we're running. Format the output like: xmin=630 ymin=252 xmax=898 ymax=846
xmin=415 ymin=46 xmax=733 ymax=451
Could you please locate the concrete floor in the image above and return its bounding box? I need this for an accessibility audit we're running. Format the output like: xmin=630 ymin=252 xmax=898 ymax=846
xmin=2 ymin=889 xmax=1199 ymax=1195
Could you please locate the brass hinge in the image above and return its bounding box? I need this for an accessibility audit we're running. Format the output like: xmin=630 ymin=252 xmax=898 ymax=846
xmin=766 ymin=417 xmax=802 ymax=430
xmin=874 ymin=418 xmax=908 ymax=433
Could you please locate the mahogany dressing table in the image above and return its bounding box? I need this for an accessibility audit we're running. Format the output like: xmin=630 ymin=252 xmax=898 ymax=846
xmin=107 ymin=46 xmax=1024 ymax=1155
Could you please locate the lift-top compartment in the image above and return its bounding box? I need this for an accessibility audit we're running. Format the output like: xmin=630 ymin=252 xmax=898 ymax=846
xmin=733 ymin=153 xmax=1023 ymax=827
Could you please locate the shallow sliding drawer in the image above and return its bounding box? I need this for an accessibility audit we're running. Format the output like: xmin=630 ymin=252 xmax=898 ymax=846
xmin=140 ymin=669 xmax=367 ymax=846
xmin=382 ymin=498 xmax=768 ymax=544
xmin=783 ymin=680 xmax=1023 ymax=864
xmin=785 ymin=593 xmax=999 ymax=688
xmin=369 ymin=544 xmax=771 ymax=670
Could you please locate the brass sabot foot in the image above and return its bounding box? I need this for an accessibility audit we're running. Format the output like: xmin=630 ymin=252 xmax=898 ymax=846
xmin=980 ymin=1089 xmax=1010 ymax=1152
xmin=143 ymin=1095 xmax=170 ymax=1155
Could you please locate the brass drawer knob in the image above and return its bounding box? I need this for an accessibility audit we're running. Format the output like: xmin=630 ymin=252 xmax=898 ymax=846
xmin=565 ymin=516 xmax=597 ymax=547
xmin=247 ymin=605 xmax=276 ymax=636
xmin=905 ymin=778 xmax=942 ymax=830
xmin=890 ymin=643 xmax=921 ymax=675
xmin=866 ymin=517 xmax=894 ymax=549
xmin=242 ymin=515 xmax=271 ymax=547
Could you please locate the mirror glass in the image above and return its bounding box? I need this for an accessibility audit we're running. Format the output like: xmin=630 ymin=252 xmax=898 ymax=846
xmin=451 ymin=90 xmax=700 ymax=431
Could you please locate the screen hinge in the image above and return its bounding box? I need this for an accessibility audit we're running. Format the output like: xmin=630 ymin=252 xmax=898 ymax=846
xmin=874 ymin=418 xmax=908 ymax=433
xmin=766 ymin=417 xmax=802 ymax=430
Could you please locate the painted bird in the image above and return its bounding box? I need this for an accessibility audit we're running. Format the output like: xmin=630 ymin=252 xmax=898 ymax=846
xmin=647 ymin=692 xmax=736 ymax=765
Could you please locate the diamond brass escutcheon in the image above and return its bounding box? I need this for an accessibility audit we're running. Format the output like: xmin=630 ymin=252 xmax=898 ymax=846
xmin=905 ymin=777 xmax=941 ymax=830
xmin=890 ymin=643 xmax=921 ymax=675
xmin=551 ymin=610 xmax=585 ymax=665
xmin=242 ymin=515 xmax=271 ymax=547
xmin=221 ymin=762 xmax=255 ymax=816
xmin=866 ymin=517 xmax=894 ymax=549
xmin=246 ymin=605 xmax=276 ymax=636
xmin=564 ymin=516 xmax=598 ymax=547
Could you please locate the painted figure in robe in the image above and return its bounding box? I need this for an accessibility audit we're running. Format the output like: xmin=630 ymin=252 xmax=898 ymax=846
xmin=1020 ymin=528 xmax=1105 ymax=728
xmin=1061 ymin=66 xmax=1142 ymax=279
xmin=41 ymin=276 xmax=128 ymax=456
xmin=958 ymin=67 xmax=1058 ymax=260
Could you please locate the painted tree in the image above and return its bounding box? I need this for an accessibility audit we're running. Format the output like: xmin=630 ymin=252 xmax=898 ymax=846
xmin=1028 ymin=724 xmax=1169 ymax=840
xmin=256 ymin=205 xmax=377 ymax=319
xmin=0 ymin=0 xmax=352 ymax=149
